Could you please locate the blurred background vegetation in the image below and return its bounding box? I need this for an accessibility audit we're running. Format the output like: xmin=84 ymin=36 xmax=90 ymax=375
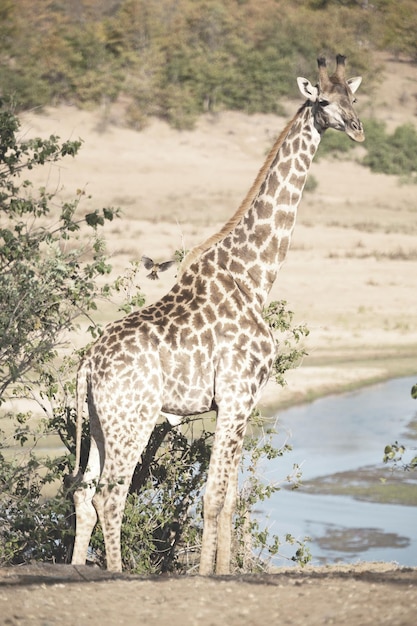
xmin=1 ymin=0 xmax=416 ymax=130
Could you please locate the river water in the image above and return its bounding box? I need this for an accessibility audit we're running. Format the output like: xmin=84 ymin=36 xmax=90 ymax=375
xmin=255 ymin=376 xmax=417 ymax=567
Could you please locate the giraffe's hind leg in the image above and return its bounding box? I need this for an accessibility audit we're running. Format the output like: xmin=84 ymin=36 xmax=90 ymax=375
xmin=92 ymin=451 xmax=139 ymax=572
xmin=71 ymin=435 xmax=101 ymax=565
xmin=92 ymin=415 xmax=161 ymax=572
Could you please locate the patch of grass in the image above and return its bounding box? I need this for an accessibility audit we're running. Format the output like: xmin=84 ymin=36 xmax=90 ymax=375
xmin=112 ymin=195 xmax=137 ymax=207
xmin=299 ymin=465 xmax=417 ymax=506
xmin=328 ymin=247 xmax=417 ymax=261
xmin=326 ymin=219 xmax=417 ymax=236
xmin=351 ymin=222 xmax=380 ymax=233
xmin=315 ymin=526 xmax=410 ymax=553
xmin=399 ymin=174 xmax=417 ymax=185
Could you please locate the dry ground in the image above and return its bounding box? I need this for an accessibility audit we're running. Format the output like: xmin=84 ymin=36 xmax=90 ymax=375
xmin=4 ymin=54 xmax=417 ymax=623
xmin=0 ymin=562 xmax=416 ymax=626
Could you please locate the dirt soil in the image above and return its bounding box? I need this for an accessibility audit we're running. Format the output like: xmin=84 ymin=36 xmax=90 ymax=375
xmin=4 ymin=54 xmax=417 ymax=624
xmin=0 ymin=562 xmax=416 ymax=626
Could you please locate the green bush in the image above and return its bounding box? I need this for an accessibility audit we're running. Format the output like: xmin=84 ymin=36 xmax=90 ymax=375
xmin=317 ymin=128 xmax=357 ymax=160
xmin=383 ymin=383 xmax=417 ymax=473
xmin=362 ymin=119 xmax=417 ymax=176
xmin=0 ymin=428 xmax=73 ymax=565
xmin=316 ymin=118 xmax=417 ymax=180
xmin=1 ymin=0 xmax=376 ymax=124
xmin=0 ymin=99 xmax=117 ymax=565
xmin=0 ymin=103 xmax=117 ymax=401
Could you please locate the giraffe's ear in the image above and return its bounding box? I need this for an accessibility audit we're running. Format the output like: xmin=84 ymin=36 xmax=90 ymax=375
xmin=297 ymin=77 xmax=319 ymax=102
xmin=347 ymin=76 xmax=362 ymax=94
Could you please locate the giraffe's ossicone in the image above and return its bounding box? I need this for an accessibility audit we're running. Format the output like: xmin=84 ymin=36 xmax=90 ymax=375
xmin=70 ymin=56 xmax=364 ymax=575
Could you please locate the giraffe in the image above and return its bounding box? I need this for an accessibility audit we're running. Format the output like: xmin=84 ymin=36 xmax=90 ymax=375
xmin=70 ymin=55 xmax=364 ymax=575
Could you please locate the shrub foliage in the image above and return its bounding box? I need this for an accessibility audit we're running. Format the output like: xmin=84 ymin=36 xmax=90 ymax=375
xmin=362 ymin=120 xmax=417 ymax=177
xmin=0 ymin=98 xmax=118 ymax=566
xmin=0 ymin=0 xmax=398 ymax=128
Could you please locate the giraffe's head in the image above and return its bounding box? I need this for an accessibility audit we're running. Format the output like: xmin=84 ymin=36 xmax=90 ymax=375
xmin=297 ymin=54 xmax=364 ymax=142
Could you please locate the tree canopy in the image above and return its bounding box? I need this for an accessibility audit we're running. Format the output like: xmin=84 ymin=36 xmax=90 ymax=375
xmin=0 ymin=0 xmax=413 ymax=129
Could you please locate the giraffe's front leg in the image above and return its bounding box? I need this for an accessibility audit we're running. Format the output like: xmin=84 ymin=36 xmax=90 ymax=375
xmin=199 ymin=491 xmax=221 ymax=576
xmin=215 ymin=437 xmax=244 ymax=575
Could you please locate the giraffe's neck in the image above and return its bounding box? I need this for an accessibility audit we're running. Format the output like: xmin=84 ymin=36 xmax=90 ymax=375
xmin=214 ymin=103 xmax=321 ymax=306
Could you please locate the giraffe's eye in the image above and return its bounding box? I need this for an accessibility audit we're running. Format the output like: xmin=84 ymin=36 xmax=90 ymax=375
xmin=319 ymin=99 xmax=330 ymax=107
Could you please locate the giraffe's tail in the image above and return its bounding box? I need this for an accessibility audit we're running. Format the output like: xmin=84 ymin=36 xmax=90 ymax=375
xmin=71 ymin=357 xmax=89 ymax=480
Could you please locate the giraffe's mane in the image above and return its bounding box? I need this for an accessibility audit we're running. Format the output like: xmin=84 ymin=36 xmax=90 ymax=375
xmin=178 ymin=104 xmax=307 ymax=277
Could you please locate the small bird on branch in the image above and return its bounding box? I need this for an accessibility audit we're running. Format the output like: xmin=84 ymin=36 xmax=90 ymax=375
xmin=141 ymin=255 xmax=176 ymax=280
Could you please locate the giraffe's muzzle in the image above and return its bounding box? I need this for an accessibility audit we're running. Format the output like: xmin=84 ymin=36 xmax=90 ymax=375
xmin=346 ymin=118 xmax=365 ymax=142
